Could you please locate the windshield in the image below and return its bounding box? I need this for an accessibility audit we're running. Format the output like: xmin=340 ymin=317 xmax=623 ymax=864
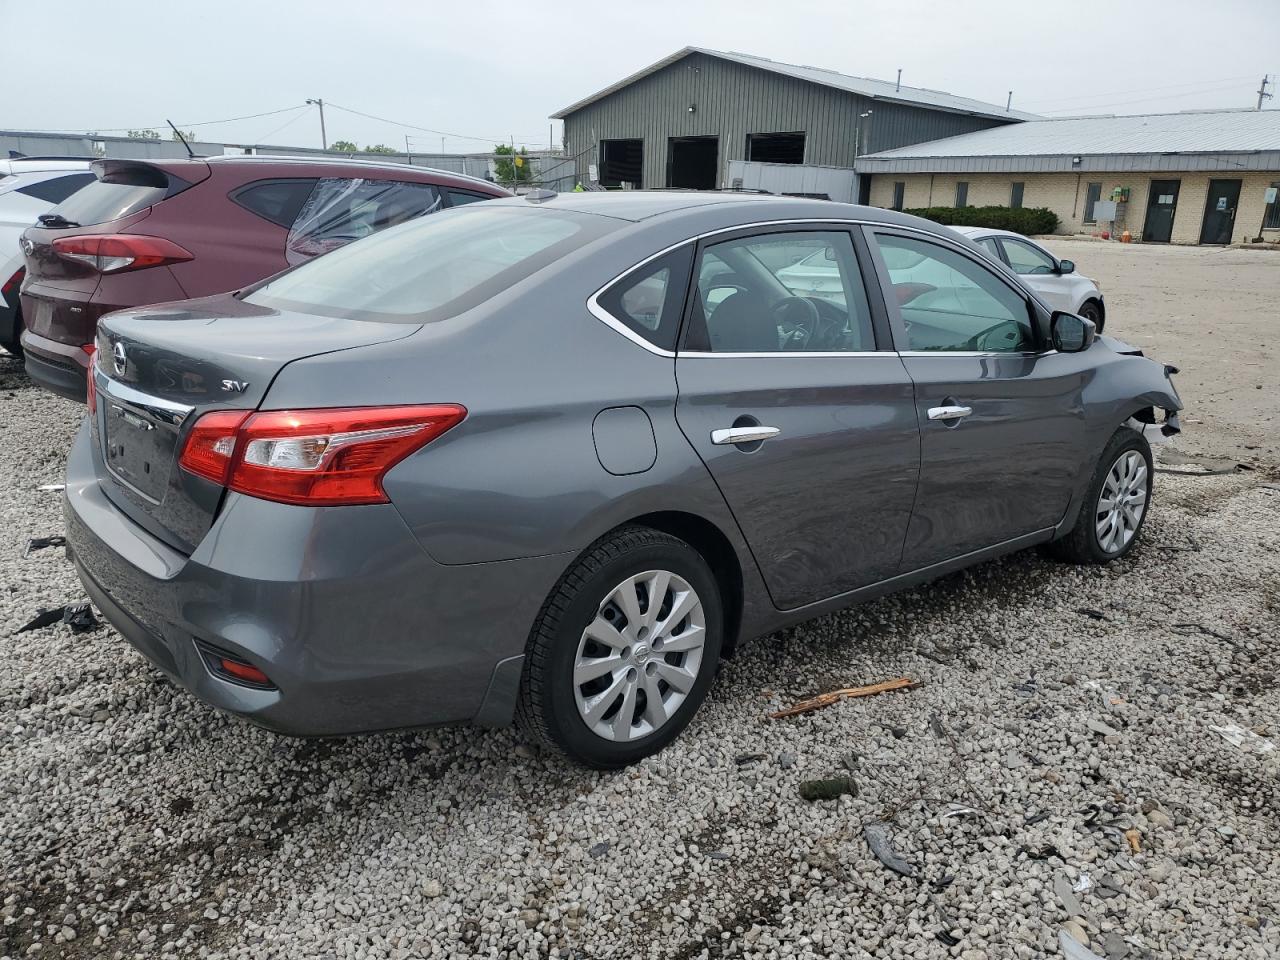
xmin=246 ymin=205 xmax=611 ymax=322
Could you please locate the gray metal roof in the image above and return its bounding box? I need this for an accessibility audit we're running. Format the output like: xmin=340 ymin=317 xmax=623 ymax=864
xmin=856 ymin=109 xmax=1280 ymax=173
xmin=551 ymin=47 xmax=1037 ymax=123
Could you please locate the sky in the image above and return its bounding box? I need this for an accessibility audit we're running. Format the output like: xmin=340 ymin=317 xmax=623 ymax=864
xmin=3 ymin=0 xmax=1278 ymax=153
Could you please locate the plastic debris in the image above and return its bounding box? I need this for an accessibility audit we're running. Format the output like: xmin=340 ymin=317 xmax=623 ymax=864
xmin=798 ymin=777 xmax=858 ymax=802
xmin=588 ymin=841 xmax=610 ymax=858
xmin=18 ymin=603 xmax=98 ymax=634
xmin=769 ymin=677 xmax=920 ymax=719
xmin=1209 ymin=724 xmax=1276 ymax=755
xmin=1073 ymin=873 xmax=1094 ymax=894
xmin=734 ymin=753 xmax=765 ymax=766
xmin=24 ymin=535 xmax=66 ymax=557
xmin=941 ymin=803 xmax=982 ymax=819
xmin=1059 ymin=928 xmax=1106 ymax=960
xmin=37 ymin=483 xmax=65 ymax=492
xmin=17 ymin=608 xmax=65 ymax=633
xmin=863 ymin=822 xmax=916 ymax=877
xmin=1076 ymin=608 xmax=1109 ymax=621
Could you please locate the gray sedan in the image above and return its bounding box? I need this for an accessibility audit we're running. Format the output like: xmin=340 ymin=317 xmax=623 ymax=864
xmin=65 ymin=192 xmax=1182 ymax=767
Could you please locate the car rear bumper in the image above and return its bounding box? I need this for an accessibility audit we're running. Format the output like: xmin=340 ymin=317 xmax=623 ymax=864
xmin=21 ymin=329 xmax=89 ymax=401
xmin=63 ymin=419 xmax=569 ymax=735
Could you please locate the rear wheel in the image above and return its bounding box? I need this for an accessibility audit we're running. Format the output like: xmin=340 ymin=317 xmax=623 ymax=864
xmin=1078 ymin=299 xmax=1104 ymax=334
xmin=517 ymin=526 xmax=723 ymax=768
xmin=1045 ymin=426 xmax=1151 ymax=564
xmin=1 ymin=305 xmax=22 ymax=358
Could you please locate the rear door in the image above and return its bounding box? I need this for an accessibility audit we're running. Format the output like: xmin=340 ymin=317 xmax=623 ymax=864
xmin=674 ymin=225 xmax=920 ymax=610
xmin=866 ymin=227 xmax=1090 ymax=570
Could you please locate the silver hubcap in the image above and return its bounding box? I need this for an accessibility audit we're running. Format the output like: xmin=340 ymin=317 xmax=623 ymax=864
xmin=1096 ymin=450 xmax=1148 ymax=553
xmin=573 ymin=570 xmax=706 ymax=742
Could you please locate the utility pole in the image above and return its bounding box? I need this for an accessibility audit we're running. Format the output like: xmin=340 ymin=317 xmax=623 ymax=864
xmin=895 ymin=68 xmax=901 ymax=92
xmin=404 ymin=134 xmax=412 ymax=164
xmin=1257 ymin=75 xmax=1273 ymax=110
xmin=306 ymin=98 xmax=327 ymax=150
xmin=1006 ymin=90 xmax=1013 ymax=112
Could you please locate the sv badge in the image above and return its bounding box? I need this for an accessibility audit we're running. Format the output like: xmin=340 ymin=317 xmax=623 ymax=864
xmin=221 ymin=379 xmax=250 ymax=393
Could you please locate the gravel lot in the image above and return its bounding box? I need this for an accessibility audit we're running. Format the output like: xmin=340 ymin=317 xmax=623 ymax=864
xmin=3 ymin=242 xmax=1278 ymax=960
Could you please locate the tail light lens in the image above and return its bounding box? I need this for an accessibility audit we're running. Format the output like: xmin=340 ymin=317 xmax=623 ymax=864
xmin=51 ymin=234 xmax=194 ymax=274
xmin=84 ymin=344 xmax=97 ymax=414
xmin=1 ymin=267 xmax=23 ymax=296
xmin=178 ymin=405 xmax=466 ymax=506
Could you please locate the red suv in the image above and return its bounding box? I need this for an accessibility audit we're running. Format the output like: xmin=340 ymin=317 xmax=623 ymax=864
xmin=19 ymin=156 xmax=509 ymax=400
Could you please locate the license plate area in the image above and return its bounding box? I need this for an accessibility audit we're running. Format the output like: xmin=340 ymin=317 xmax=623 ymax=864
xmin=99 ymin=378 xmax=193 ymax=506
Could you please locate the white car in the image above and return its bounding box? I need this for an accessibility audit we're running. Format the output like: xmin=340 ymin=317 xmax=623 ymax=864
xmin=950 ymin=226 xmax=1106 ymax=332
xmin=0 ymin=158 xmax=95 ymax=355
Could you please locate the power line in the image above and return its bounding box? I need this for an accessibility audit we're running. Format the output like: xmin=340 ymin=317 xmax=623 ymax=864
xmin=252 ymin=106 xmax=312 ymax=144
xmin=324 ymin=101 xmax=546 ymax=146
xmin=1022 ymin=75 xmax=1259 ymax=109
xmin=11 ymin=104 xmax=309 ymax=135
xmin=1039 ymin=82 xmax=1261 ymax=115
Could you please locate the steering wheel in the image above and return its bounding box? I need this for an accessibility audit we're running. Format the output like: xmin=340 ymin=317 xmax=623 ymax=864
xmin=772 ymin=296 xmax=822 ymax=350
xmin=962 ymin=321 xmax=1024 ymax=352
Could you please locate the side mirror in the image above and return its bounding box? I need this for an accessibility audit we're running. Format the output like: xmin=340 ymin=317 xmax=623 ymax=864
xmin=1051 ymin=310 xmax=1096 ymax=352
xmin=1057 ymin=259 xmax=1075 ymax=274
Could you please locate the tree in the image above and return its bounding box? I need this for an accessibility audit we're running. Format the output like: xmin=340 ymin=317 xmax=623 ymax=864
xmin=171 ymin=129 xmax=196 ymax=142
xmin=330 ymin=139 xmax=358 ymax=153
xmin=363 ymin=144 xmax=396 ymax=154
xmin=127 ymin=129 xmax=161 ymax=140
xmin=493 ymin=144 xmax=532 ymax=186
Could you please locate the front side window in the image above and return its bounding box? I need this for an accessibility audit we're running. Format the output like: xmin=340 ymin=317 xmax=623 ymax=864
xmin=595 ymin=246 xmax=693 ymax=351
xmin=447 ymin=189 xmax=491 ymax=207
xmin=248 ymin=206 xmax=612 ymax=322
xmin=285 ymin=178 xmax=443 ymax=265
xmin=686 ymin=231 xmax=874 ymax=353
xmin=955 ymin=182 xmax=969 ymax=207
xmin=976 ymin=237 xmax=1003 ymax=260
xmin=1000 ymin=238 xmax=1057 ymax=276
xmin=874 ymin=233 xmax=1033 ymax=353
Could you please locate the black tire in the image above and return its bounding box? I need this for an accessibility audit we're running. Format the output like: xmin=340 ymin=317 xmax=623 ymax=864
xmin=1078 ymin=299 xmax=1104 ymax=334
xmin=1044 ymin=426 xmax=1152 ymax=564
xmin=516 ymin=525 xmax=723 ymax=768
xmin=1 ymin=305 xmax=22 ymax=358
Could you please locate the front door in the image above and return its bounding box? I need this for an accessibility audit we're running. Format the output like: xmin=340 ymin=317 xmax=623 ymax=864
xmin=866 ymin=228 xmax=1090 ymax=570
xmin=674 ymin=226 xmax=920 ymax=610
xmin=1143 ymin=179 xmax=1180 ymax=243
xmin=1199 ymin=178 xmax=1242 ymax=244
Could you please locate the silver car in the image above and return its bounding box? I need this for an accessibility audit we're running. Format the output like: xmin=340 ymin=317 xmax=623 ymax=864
xmin=65 ymin=192 xmax=1182 ymax=767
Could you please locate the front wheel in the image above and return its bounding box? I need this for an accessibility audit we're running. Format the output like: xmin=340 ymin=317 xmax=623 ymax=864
xmin=1044 ymin=426 xmax=1152 ymax=564
xmin=516 ymin=526 xmax=723 ymax=768
xmin=1078 ymin=299 xmax=1104 ymax=334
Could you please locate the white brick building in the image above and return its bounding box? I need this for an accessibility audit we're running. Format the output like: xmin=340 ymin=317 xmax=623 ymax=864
xmin=856 ymin=110 xmax=1280 ymax=245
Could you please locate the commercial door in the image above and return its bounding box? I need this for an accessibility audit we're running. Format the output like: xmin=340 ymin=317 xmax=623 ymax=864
xmin=1199 ymin=179 xmax=1241 ymax=245
xmin=667 ymin=137 xmax=719 ymax=190
xmin=1142 ymin=180 xmax=1180 ymax=243
xmin=674 ymin=226 xmax=920 ymax=609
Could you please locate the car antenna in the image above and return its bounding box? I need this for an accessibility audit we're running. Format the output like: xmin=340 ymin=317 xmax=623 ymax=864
xmin=166 ymin=120 xmax=196 ymax=159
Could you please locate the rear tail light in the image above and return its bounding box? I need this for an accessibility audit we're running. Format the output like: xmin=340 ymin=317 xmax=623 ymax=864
xmin=51 ymin=234 xmax=194 ymax=274
xmin=178 ymin=405 xmax=466 ymax=506
xmin=1 ymin=267 xmax=23 ymax=296
xmin=84 ymin=344 xmax=97 ymax=414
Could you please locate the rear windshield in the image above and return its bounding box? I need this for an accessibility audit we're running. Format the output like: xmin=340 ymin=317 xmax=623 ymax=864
xmin=50 ymin=179 xmax=169 ymax=226
xmin=245 ymin=206 xmax=612 ymax=322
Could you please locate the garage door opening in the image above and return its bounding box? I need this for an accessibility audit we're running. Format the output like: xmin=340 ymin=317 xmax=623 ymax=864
xmin=599 ymin=139 xmax=643 ymax=189
xmin=667 ymin=136 xmax=719 ymax=190
xmin=746 ymin=132 xmax=805 ymax=164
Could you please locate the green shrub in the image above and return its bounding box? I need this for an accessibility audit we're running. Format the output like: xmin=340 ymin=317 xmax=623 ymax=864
xmin=901 ymin=205 xmax=1059 ymax=235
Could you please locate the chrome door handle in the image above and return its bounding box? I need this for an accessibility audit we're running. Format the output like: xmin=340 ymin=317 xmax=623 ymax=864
xmin=928 ymin=405 xmax=973 ymax=422
xmin=711 ymin=426 xmax=781 ymax=445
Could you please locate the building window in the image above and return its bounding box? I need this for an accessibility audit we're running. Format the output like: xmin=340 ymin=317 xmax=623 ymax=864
xmin=891 ymin=181 xmax=905 ymax=211
xmin=1010 ymin=182 xmax=1025 ymax=208
xmin=955 ymin=182 xmax=969 ymax=207
xmin=1265 ymin=182 xmax=1280 ymax=229
xmin=599 ymin=139 xmax=644 ymax=189
xmin=1083 ymin=182 xmax=1103 ymax=223
xmin=745 ymin=132 xmax=805 ymax=164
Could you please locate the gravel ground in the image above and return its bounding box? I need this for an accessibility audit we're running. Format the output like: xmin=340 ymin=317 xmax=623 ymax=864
xmin=2 ymin=242 xmax=1278 ymax=959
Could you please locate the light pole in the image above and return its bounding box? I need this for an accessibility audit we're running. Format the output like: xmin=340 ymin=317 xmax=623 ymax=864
xmin=306 ymin=98 xmax=327 ymax=150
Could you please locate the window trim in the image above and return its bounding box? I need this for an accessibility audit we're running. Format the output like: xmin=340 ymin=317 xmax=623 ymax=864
xmin=862 ymin=225 xmax=1045 ymax=356
xmin=585 ymin=217 xmax=1047 ymax=358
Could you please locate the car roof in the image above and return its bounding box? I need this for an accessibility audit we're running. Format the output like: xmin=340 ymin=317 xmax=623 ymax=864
xmin=204 ymin=155 xmax=501 ymax=191
xmin=0 ymin=158 xmax=94 ymax=176
xmin=950 ymin=225 xmax=1030 ymax=242
xmin=480 ymin=190 xmax=953 ymax=231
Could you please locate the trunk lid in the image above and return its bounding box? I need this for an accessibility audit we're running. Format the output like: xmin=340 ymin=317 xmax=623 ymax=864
xmin=92 ymin=294 xmax=422 ymax=552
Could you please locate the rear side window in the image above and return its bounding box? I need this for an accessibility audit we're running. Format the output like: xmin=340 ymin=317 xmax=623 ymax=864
xmin=247 ymin=206 xmax=613 ymax=322
xmin=230 ymin=178 xmax=319 ymax=228
xmin=16 ymin=173 xmax=95 ymax=205
xmin=595 ymin=246 xmax=694 ymax=351
xmin=447 ymin=190 xmax=492 ymax=207
xmin=50 ymin=163 xmax=177 ymax=226
xmin=285 ymin=178 xmax=443 ymax=265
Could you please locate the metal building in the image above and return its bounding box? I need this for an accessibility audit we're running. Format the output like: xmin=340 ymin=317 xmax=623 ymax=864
xmin=551 ymin=47 xmax=1034 ymax=195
